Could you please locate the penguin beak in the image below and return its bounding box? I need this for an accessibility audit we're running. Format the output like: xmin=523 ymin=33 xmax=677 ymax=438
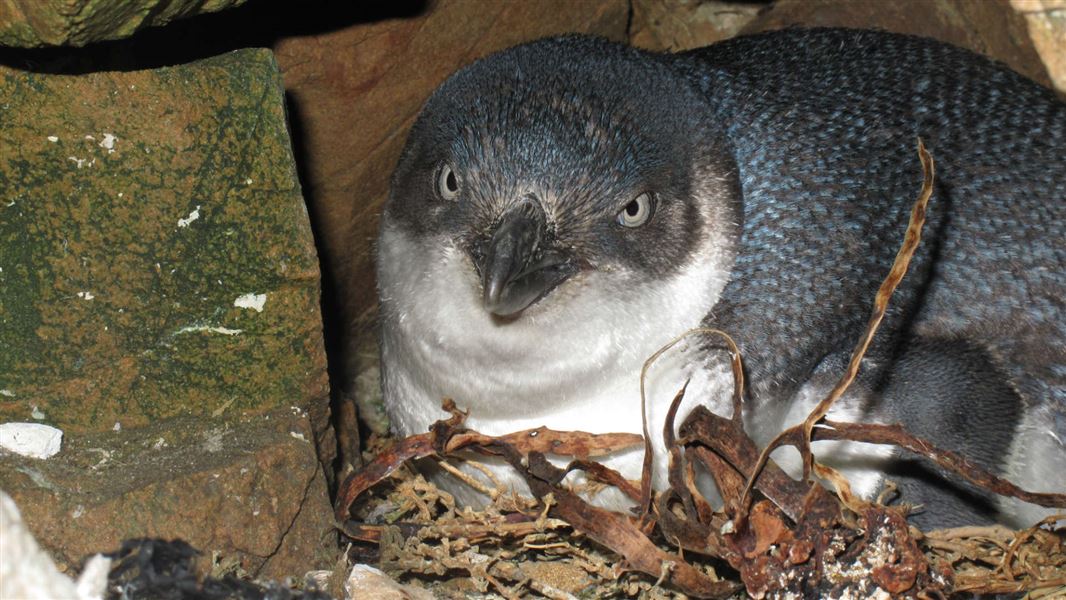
xmin=475 ymin=196 xmax=576 ymax=317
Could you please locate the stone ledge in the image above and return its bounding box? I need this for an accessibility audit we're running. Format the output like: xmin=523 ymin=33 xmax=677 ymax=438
xmin=0 ymin=406 xmax=334 ymax=578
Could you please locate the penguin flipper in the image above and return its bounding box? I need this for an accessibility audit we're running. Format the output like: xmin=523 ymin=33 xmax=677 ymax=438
xmin=877 ymin=339 xmax=1029 ymax=529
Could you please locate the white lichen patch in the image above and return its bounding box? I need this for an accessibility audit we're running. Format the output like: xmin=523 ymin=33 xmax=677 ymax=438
xmin=0 ymin=389 xmax=14 ymax=397
xmin=87 ymin=448 xmax=112 ymax=470
xmin=174 ymin=325 xmax=243 ymax=336
xmin=47 ymin=135 xmax=59 ymax=143
xmin=290 ymin=431 xmax=308 ymax=442
xmin=99 ymin=133 xmax=117 ymax=154
xmin=16 ymin=466 xmax=55 ymax=490
xmin=210 ymin=397 xmax=237 ymax=418
xmin=0 ymin=423 xmax=63 ymax=459
xmin=233 ymin=293 xmax=267 ymax=312
xmin=30 ymin=406 xmax=45 ymax=420
xmin=76 ymin=291 xmax=94 ymax=300
xmin=177 ymin=205 xmax=201 ymax=228
xmin=202 ymin=428 xmax=226 ymax=453
xmin=68 ymin=156 xmax=94 ymax=169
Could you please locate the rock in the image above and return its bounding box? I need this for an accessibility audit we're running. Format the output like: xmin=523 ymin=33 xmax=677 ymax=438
xmin=0 ymin=0 xmax=250 ymax=48
xmin=0 ymin=48 xmax=334 ymax=578
xmin=0 ymin=422 xmax=63 ymax=458
xmin=350 ymin=329 xmax=387 ymax=437
xmin=345 ymin=564 xmax=434 ymax=600
xmin=0 ymin=407 xmax=335 ymax=579
xmin=0 ymin=49 xmax=331 ymax=453
xmin=630 ymin=0 xmax=764 ymax=51
xmin=104 ymin=538 xmax=335 ymax=599
xmin=0 ymin=490 xmax=110 ymax=600
xmin=740 ymin=0 xmax=1057 ymax=92
xmin=1010 ymin=0 xmax=1066 ymax=95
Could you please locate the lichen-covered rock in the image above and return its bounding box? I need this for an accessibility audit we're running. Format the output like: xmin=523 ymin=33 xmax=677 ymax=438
xmin=0 ymin=49 xmax=329 ymax=443
xmin=0 ymin=47 xmax=334 ymax=578
xmin=0 ymin=0 xmax=249 ymax=48
xmin=0 ymin=406 xmax=335 ymax=578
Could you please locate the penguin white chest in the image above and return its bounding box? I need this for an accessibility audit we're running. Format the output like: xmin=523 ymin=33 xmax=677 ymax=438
xmin=376 ymin=222 xmax=736 ymax=497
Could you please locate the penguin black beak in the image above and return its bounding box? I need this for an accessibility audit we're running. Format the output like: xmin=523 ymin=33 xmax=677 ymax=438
xmin=476 ymin=196 xmax=576 ymax=317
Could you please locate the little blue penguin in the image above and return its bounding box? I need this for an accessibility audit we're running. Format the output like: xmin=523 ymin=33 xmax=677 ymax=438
xmin=375 ymin=28 xmax=1065 ymax=529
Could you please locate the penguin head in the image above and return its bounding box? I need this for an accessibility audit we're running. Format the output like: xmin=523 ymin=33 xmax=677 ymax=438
xmin=380 ymin=36 xmax=740 ymax=329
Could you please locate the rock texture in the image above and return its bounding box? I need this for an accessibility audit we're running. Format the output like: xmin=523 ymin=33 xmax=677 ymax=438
xmin=0 ymin=0 xmax=249 ymax=47
xmin=0 ymin=490 xmax=109 ymax=600
xmin=630 ymin=0 xmax=764 ymax=51
xmin=0 ymin=407 xmax=334 ymax=578
xmin=1011 ymin=0 xmax=1066 ymax=95
xmin=0 ymin=49 xmax=329 ymax=440
xmin=345 ymin=564 xmax=434 ymax=600
xmin=0 ymin=48 xmax=333 ymax=578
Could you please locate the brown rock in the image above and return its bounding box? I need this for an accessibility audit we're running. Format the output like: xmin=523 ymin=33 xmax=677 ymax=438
xmin=0 ymin=490 xmax=109 ymax=600
xmin=740 ymin=0 xmax=1055 ymax=91
xmin=0 ymin=0 xmax=249 ymax=48
xmin=630 ymin=0 xmax=765 ymax=51
xmin=344 ymin=564 xmax=434 ymax=600
xmin=0 ymin=406 xmax=335 ymax=579
xmin=1011 ymin=0 xmax=1066 ymax=95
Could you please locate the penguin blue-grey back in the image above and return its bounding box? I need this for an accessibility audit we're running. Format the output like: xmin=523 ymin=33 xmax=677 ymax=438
xmin=374 ymin=28 xmax=1065 ymax=528
xmin=682 ymin=29 xmax=1065 ymax=526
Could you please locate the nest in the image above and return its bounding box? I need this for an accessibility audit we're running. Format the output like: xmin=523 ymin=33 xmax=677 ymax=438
xmin=335 ymin=142 xmax=1066 ymax=598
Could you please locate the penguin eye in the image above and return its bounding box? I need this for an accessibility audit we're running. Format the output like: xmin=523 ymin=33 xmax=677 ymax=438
xmin=437 ymin=164 xmax=460 ymax=200
xmin=617 ymin=192 xmax=653 ymax=227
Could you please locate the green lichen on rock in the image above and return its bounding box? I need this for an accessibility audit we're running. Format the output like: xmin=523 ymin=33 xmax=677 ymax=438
xmin=0 ymin=48 xmax=327 ymax=432
xmin=0 ymin=0 xmax=249 ymax=48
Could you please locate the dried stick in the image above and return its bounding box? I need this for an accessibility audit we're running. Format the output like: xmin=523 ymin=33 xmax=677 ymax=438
xmin=637 ymin=328 xmax=745 ymax=519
